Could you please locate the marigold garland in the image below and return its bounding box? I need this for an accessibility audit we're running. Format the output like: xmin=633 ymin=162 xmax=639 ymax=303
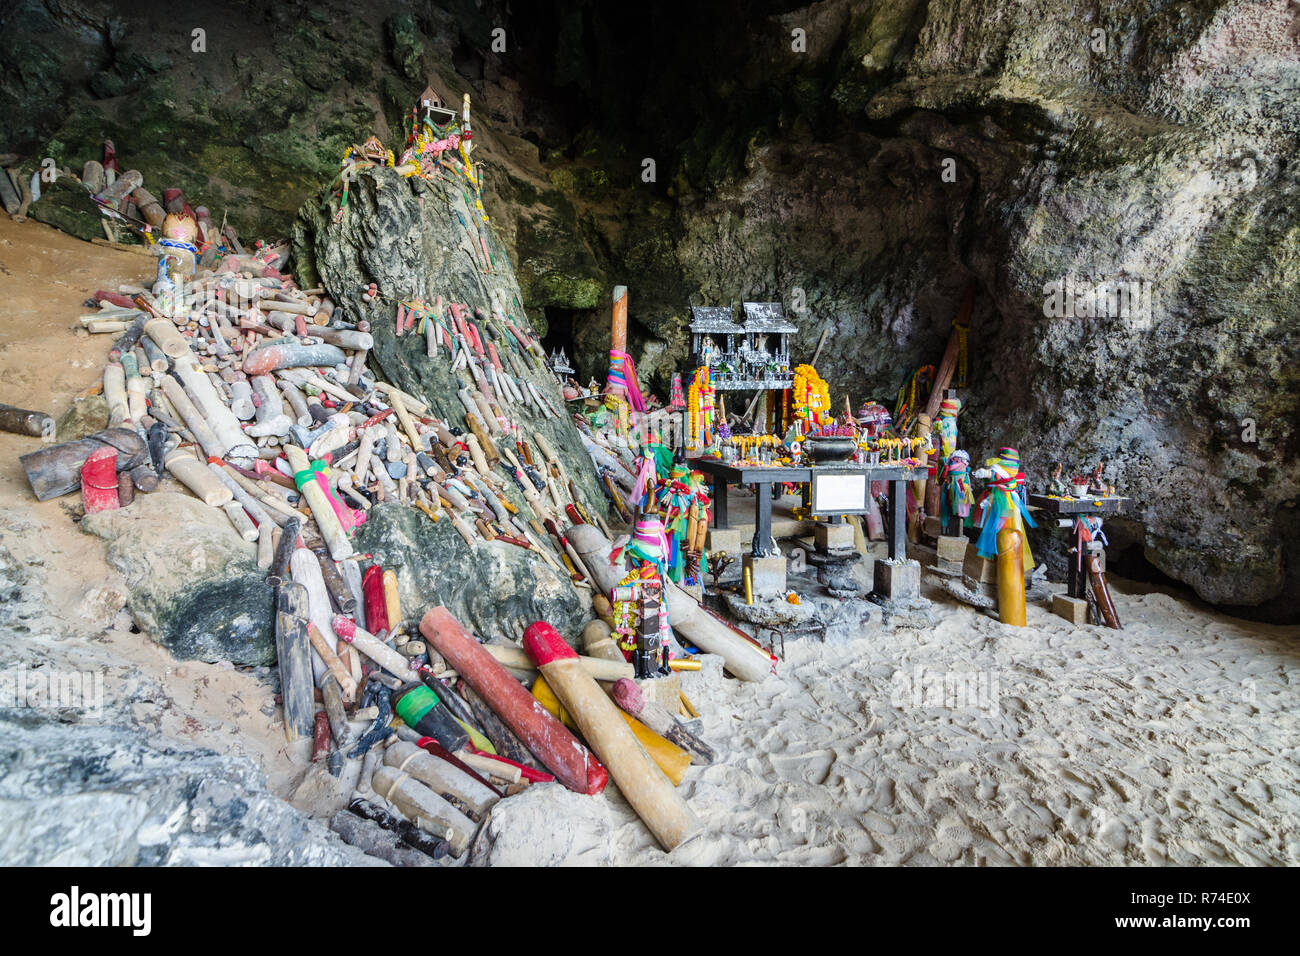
xmin=792 ymin=364 xmax=831 ymax=425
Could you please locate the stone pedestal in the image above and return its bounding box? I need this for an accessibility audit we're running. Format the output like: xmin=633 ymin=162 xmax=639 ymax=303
xmin=743 ymin=553 xmax=787 ymax=597
xmin=873 ymin=558 xmax=920 ymax=599
xmin=634 ymin=672 xmax=681 ymax=711
xmin=1052 ymin=594 xmax=1089 ymax=625
xmin=937 ymin=535 xmax=968 ymax=565
xmin=705 ymin=527 xmax=746 ymax=556
xmin=814 ymin=521 xmax=854 ymax=552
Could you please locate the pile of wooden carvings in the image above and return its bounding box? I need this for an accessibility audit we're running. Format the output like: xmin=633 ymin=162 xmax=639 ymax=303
xmin=19 ymin=257 xmax=734 ymax=861
xmin=27 ymin=264 xmax=610 ymax=574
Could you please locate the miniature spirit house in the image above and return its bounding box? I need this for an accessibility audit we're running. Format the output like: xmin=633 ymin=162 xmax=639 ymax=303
xmin=689 ymin=302 xmax=799 ymax=391
xmin=689 ymin=306 xmax=743 ymax=373
xmin=737 ymin=301 xmax=797 ymax=391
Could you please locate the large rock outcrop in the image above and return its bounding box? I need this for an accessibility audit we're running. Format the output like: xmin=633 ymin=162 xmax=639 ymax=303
xmin=355 ymin=503 xmax=586 ymax=644
xmin=293 ymin=163 xmax=605 ymax=519
xmin=0 ymin=712 xmax=381 ymax=866
xmin=5 ymin=0 xmax=1297 ymax=615
xmin=293 ymin=161 xmax=607 ymax=637
xmin=81 ymin=493 xmax=275 ymax=666
xmin=496 ymin=0 xmax=1300 ymax=618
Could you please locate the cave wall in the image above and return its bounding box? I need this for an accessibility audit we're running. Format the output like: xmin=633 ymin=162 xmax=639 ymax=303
xmin=3 ymin=0 xmax=1298 ymax=617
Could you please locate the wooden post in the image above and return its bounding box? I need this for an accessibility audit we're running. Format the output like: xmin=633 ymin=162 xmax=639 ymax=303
xmin=611 ymin=286 xmax=628 ymax=356
xmin=888 ymin=478 xmax=908 ymax=560
xmin=523 ymin=622 xmax=702 ymax=852
xmin=996 ymin=527 xmax=1027 ymax=627
xmin=923 ymin=282 xmax=975 ymax=422
xmin=609 ymin=285 xmax=627 ymax=396
xmin=275 ymin=583 xmax=316 ymax=742
xmin=1086 ymin=553 xmax=1122 ymax=629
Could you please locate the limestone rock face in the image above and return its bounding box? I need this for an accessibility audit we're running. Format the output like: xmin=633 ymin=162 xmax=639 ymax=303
xmin=294 ymin=164 xmax=606 ymax=521
xmin=497 ymin=0 xmax=1300 ymax=618
xmin=355 ymin=502 xmax=587 ymax=644
xmin=6 ymin=0 xmax=1297 ymax=613
xmin=0 ymin=713 xmax=382 ymax=866
xmin=80 ymin=493 xmax=275 ymax=666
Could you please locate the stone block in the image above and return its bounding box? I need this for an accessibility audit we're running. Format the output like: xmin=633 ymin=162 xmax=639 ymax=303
xmin=923 ymin=515 xmax=944 ymax=538
xmin=1052 ymin=594 xmax=1089 ymax=625
xmin=634 ymin=672 xmax=681 ymax=711
xmin=937 ymin=535 xmax=968 ymax=564
xmin=705 ymin=527 xmax=746 ymax=556
xmin=874 ymin=558 xmax=921 ymax=599
xmin=814 ymin=521 xmax=854 ymax=552
xmin=743 ymin=553 xmax=787 ymax=597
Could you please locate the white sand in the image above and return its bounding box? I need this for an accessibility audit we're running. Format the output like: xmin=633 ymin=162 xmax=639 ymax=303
xmin=604 ymin=574 xmax=1300 ymax=865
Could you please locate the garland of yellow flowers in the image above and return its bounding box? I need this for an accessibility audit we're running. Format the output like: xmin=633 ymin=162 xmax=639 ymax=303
xmin=688 ymin=366 xmax=714 ymax=447
xmin=792 ymin=364 xmax=830 ymax=425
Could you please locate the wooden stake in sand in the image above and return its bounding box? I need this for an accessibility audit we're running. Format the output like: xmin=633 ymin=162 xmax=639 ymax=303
xmin=996 ymin=527 xmax=1027 ymax=627
xmin=371 ymin=765 xmax=475 ymax=858
xmin=481 ymin=643 xmax=633 ymax=682
xmin=383 ymin=739 xmax=500 ymax=820
xmin=611 ymin=677 xmax=716 ymax=766
xmin=332 ymin=615 xmax=419 ymax=683
xmin=284 ymin=445 xmax=354 ymax=561
xmin=165 ymin=449 xmax=233 ymax=507
xmin=523 ymin=621 xmax=702 ymax=852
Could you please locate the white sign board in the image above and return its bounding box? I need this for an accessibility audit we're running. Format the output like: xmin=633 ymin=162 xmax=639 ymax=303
xmin=810 ymin=473 xmax=869 ymax=515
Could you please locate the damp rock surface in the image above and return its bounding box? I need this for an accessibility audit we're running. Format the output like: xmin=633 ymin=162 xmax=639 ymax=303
xmin=294 ymin=164 xmax=607 ymax=520
xmin=355 ymin=502 xmax=588 ymax=642
xmin=0 ymin=712 xmax=382 ymax=866
xmin=6 ymin=0 xmax=1296 ymax=614
xmin=80 ymin=493 xmax=275 ymax=666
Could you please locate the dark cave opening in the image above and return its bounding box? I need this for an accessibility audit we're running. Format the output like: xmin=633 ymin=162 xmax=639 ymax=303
xmin=541 ymin=306 xmax=580 ymax=373
xmin=1107 ymin=543 xmax=1184 ymax=590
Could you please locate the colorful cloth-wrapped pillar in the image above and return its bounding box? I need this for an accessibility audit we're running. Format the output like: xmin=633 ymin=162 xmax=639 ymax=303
xmin=974 ymin=447 xmax=1035 ymax=571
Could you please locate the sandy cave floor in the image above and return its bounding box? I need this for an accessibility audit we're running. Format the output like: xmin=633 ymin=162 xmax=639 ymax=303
xmin=1 ymin=217 xmax=1298 ymax=866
